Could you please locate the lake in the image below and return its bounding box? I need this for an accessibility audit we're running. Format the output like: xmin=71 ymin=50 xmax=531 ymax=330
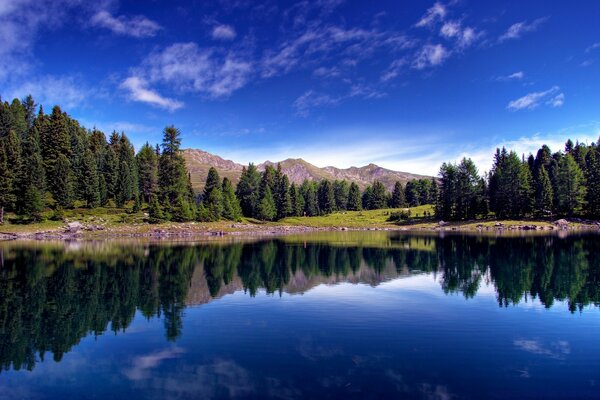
xmin=0 ymin=232 xmax=599 ymax=399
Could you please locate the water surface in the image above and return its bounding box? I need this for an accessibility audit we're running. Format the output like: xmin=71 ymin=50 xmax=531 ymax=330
xmin=1 ymin=232 xmax=599 ymax=399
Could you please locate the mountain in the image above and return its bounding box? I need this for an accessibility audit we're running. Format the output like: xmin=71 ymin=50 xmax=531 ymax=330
xmin=183 ymin=148 xmax=432 ymax=192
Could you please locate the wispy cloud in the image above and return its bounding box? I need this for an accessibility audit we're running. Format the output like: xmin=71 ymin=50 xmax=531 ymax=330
xmin=507 ymin=86 xmax=563 ymax=111
xmin=122 ymin=347 xmax=185 ymax=381
xmin=212 ymin=24 xmax=237 ymax=40
xmin=440 ymin=21 xmax=483 ymax=49
xmin=415 ymin=2 xmax=447 ymax=28
xmin=497 ymin=71 xmax=525 ymax=81
xmin=412 ymin=44 xmax=449 ymax=69
xmin=90 ymin=10 xmax=161 ymax=38
xmin=585 ymin=42 xmax=600 ymax=53
xmin=120 ymin=76 xmax=184 ymax=111
xmin=8 ymin=74 xmax=90 ymax=109
xmin=499 ymin=17 xmax=548 ymax=42
xmin=293 ymin=85 xmax=384 ymax=117
xmin=514 ymin=339 xmax=571 ymax=359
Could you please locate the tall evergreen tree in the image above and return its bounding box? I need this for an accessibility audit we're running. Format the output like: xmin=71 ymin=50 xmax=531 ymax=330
xmin=0 ymin=145 xmax=13 ymax=223
xmin=585 ymin=148 xmax=600 ymax=217
xmin=534 ymin=165 xmax=553 ymax=217
xmin=236 ymin=164 xmax=261 ymax=218
xmin=370 ymin=181 xmax=388 ymax=210
xmin=222 ymin=178 xmax=242 ymax=221
xmin=274 ymin=173 xmax=292 ymax=219
xmin=136 ymin=142 xmax=158 ymax=203
xmin=202 ymin=167 xmax=223 ymax=221
xmin=53 ymin=154 xmax=74 ymax=208
xmin=347 ymin=182 xmax=362 ymax=211
xmin=81 ymin=149 xmax=100 ymax=207
xmin=257 ymin=185 xmax=276 ymax=221
xmin=158 ymin=126 xmax=189 ymax=211
xmin=290 ymin=183 xmax=304 ymax=216
xmin=301 ymin=180 xmax=319 ymax=216
xmin=555 ymin=153 xmax=586 ymax=216
xmin=333 ymin=180 xmax=349 ymax=211
xmin=317 ymin=179 xmax=335 ymax=214
xmin=16 ymin=124 xmax=45 ymax=220
xmin=390 ymin=181 xmax=406 ymax=208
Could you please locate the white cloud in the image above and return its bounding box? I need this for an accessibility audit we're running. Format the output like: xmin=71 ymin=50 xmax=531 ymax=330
xmin=122 ymin=347 xmax=185 ymax=381
xmin=498 ymin=71 xmax=524 ymax=81
xmin=140 ymin=42 xmax=252 ymax=98
xmin=499 ymin=17 xmax=548 ymax=42
xmin=412 ymin=44 xmax=449 ymax=69
xmin=440 ymin=21 xmax=460 ymax=38
xmin=514 ymin=339 xmax=571 ymax=359
xmin=415 ymin=2 xmax=447 ymax=28
xmin=293 ymin=85 xmax=385 ymax=116
xmin=120 ymin=76 xmax=184 ymax=111
xmin=440 ymin=21 xmax=482 ymax=49
xmin=212 ymin=24 xmax=236 ymax=40
xmin=507 ymin=86 xmax=561 ymax=111
xmin=7 ymin=75 xmax=89 ymax=109
xmin=548 ymin=92 xmax=565 ymax=108
xmin=381 ymin=58 xmax=407 ymax=81
xmin=585 ymin=42 xmax=600 ymax=53
xmin=90 ymin=10 xmax=162 ymax=38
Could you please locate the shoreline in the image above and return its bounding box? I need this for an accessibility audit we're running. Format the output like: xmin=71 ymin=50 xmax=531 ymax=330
xmin=1 ymin=219 xmax=599 ymax=241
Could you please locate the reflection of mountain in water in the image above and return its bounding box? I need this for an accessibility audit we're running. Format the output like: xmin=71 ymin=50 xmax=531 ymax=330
xmin=0 ymin=233 xmax=599 ymax=372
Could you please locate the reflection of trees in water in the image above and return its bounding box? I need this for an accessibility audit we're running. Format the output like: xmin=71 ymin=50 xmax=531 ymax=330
xmin=0 ymin=234 xmax=599 ymax=372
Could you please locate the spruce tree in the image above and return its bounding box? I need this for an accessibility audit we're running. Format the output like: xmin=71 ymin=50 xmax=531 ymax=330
xmin=585 ymin=148 xmax=600 ymax=217
xmin=148 ymin=194 xmax=164 ymax=223
xmin=317 ymin=179 xmax=335 ymax=214
xmin=236 ymin=164 xmax=261 ymax=218
xmin=290 ymin=183 xmax=304 ymax=216
xmin=116 ymin=161 xmax=132 ymax=207
xmin=53 ymin=154 xmax=74 ymax=208
xmin=257 ymin=185 xmax=276 ymax=221
xmin=390 ymin=181 xmax=406 ymax=208
xmin=534 ymin=165 xmax=553 ymax=217
xmin=556 ymin=153 xmax=586 ymax=216
xmin=136 ymin=142 xmax=158 ymax=203
xmin=333 ymin=180 xmax=349 ymax=211
xmin=347 ymin=182 xmax=362 ymax=211
xmin=203 ymin=167 xmax=221 ymax=199
xmin=82 ymin=149 xmax=100 ymax=208
xmin=171 ymin=195 xmax=194 ymax=222
xmin=370 ymin=181 xmax=388 ymax=210
xmin=202 ymin=168 xmax=222 ymax=221
xmin=362 ymin=185 xmax=374 ymax=210
xmin=222 ymin=178 xmax=242 ymax=221
xmin=301 ymin=180 xmax=319 ymax=216
xmin=275 ymin=174 xmax=292 ymax=219
xmin=16 ymin=125 xmax=46 ymax=221
xmin=158 ymin=126 xmax=189 ymax=210
xmin=0 ymin=145 xmax=13 ymax=223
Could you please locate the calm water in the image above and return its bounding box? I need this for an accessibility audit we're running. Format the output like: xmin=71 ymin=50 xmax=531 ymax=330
xmin=1 ymin=232 xmax=599 ymax=399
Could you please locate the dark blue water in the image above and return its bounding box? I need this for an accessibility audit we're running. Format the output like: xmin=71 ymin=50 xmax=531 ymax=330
xmin=0 ymin=232 xmax=599 ymax=399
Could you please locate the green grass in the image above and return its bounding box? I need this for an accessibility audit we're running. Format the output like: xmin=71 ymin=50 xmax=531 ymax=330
xmin=279 ymin=205 xmax=435 ymax=228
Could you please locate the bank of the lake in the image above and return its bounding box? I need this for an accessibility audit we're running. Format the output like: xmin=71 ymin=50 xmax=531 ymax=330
xmin=1 ymin=204 xmax=598 ymax=241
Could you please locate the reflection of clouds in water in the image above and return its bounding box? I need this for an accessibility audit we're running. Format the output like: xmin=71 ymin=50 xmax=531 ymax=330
xmin=419 ymin=383 xmax=454 ymax=400
xmin=128 ymin=358 xmax=255 ymax=399
xmin=123 ymin=347 xmax=185 ymax=380
xmin=297 ymin=336 xmax=343 ymax=361
xmin=514 ymin=339 xmax=571 ymax=359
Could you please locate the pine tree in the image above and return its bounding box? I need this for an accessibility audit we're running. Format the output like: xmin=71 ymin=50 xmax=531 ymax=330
xmin=347 ymin=182 xmax=362 ymax=211
xmin=257 ymin=185 xmax=276 ymax=221
xmin=333 ymin=180 xmax=349 ymax=211
xmin=158 ymin=126 xmax=189 ymax=211
xmin=534 ymin=165 xmax=553 ymax=217
xmin=1 ymin=130 xmax=21 ymax=211
xmin=0 ymin=145 xmax=13 ymax=223
xmin=148 ymin=194 xmax=164 ymax=223
xmin=16 ymin=124 xmax=46 ymax=221
xmin=202 ymin=168 xmax=222 ymax=221
xmin=53 ymin=154 xmax=74 ymax=208
xmin=171 ymin=195 xmax=194 ymax=222
xmin=22 ymin=95 xmax=36 ymax=129
xmin=290 ymin=183 xmax=304 ymax=216
xmin=236 ymin=164 xmax=261 ymax=217
xmin=370 ymin=181 xmax=388 ymax=210
xmin=317 ymin=179 xmax=335 ymax=214
xmin=585 ymin=148 xmax=600 ymax=217
xmin=390 ymin=181 xmax=406 ymax=208
xmin=362 ymin=185 xmax=374 ymax=210
xmin=222 ymin=178 xmax=242 ymax=221
xmin=81 ymin=149 xmax=100 ymax=207
xmin=136 ymin=142 xmax=158 ymax=203
xmin=116 ymin=160 xmax=132 ymax=207
xmin=556 ymin=153 xmax=586 ymax=216
xmin=301 ymin=180 xmax=319 ymax=216
xmin=275 ymin=174 xmax=292 ymax=219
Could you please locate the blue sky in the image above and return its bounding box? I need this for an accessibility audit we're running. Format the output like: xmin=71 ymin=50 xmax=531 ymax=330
xmin=2 ymin=0 xmax=599 ymax=174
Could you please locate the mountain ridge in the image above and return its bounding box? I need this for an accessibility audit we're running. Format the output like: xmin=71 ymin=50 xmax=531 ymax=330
xmin=183 ymin=148 xmax=432 ymax=192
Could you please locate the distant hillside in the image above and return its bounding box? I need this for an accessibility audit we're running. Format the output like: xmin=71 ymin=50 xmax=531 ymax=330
xmin=183 ymin=148 xmax=432 ymax=192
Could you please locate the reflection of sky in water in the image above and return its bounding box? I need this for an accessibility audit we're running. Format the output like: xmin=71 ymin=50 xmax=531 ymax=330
xmin=2 ymin=271 xmax=599 ymax=400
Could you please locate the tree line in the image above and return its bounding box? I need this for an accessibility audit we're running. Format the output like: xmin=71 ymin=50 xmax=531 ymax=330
xmin=436 ymin=139 xmax=600 ymax=220
xmin=0 ymin=95 xmax=426 ymax=224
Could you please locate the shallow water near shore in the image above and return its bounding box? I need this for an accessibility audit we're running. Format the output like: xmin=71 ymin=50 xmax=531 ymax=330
xmin=0 ymin=232 xmax=599 ymax=399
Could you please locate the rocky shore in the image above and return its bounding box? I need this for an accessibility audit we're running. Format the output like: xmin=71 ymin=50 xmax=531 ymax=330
xmin=1 ymin=218 xmax=599 ymax=242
